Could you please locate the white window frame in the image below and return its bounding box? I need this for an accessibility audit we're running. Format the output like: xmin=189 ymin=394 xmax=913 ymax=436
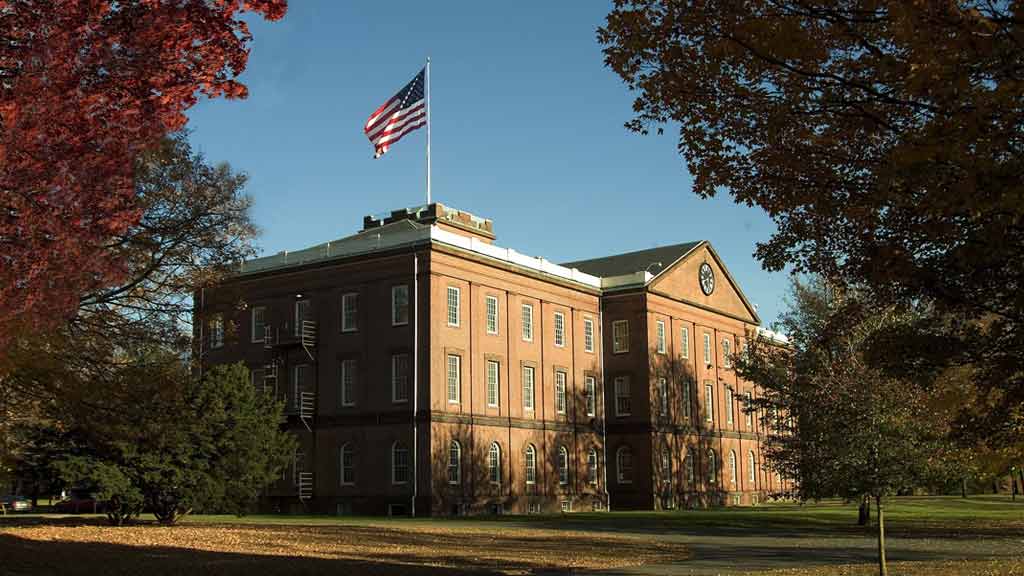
xmin=685 ymin=448 xmax=696 ymax=486
xmin=656 ymin=320 xmax=666 ymax=354
xmin=725 ymin=386 xmax=734 ymax=425
xmin=661 ymin=447 xmax=672 ymax=482
xmin=705 ymin=382 xmax=714 ymax=423
xmin=525 ymin=444 xmax=537 ymax=484
xmin=521 ymin=303 xmax=534 ymax=342
xmin=446 ymin=286 xmax=460 ymax=327
xmin=341 ymin=292 xmax=359 ymax=333
xmin=391 ymin=442 xmax=409 ymax=485
xmin=745 ymin=391 xmax=754 ymax=428
xmin=554 ymin=370 xmax=567 ymax=414
xmin=558 ymin=446 xmax=569 ymax=485
xmin=583 ymin=317 xmax=594 ymax=353
xmin=391 ymin=353 xmax=410 ymax=403
xmin=553 ymin=311 xmax=565 ymax=347
xmin=707 ymin=449 xmax=717 ymax=484
xmin=584 ymin=375 xmax=596 ymax=417
xmin=680 ymin=326 xmax=689 ymax=359
xmin=293 ymin=364 xmax=309 ymax=408
xmin=682 ymin=378 xmax=692 ymax=421
xmin=748 ymin=450 xmax=757 ymax=485
xmin=612 ymin=320 xmax=629 ymax=353
xmin=587 ymin=448 xmax=599 ymax=485
xmin=657 ymin=377 xmax=668 ymax=417
xmin=294 ymin=300 xmax=310 ymax=336
xmin=485 ymin=295 xmax=499 ymax=335
xmin=391 ymin=285 xmax=409 ymax=326
xmin=340 ymin=358 xmax=357 ymax=407
xmin=522 ymin=365 xmax=535 ymax=411
xmin=616 ymin=446 xmax=633 ymax=484
xmin=251 ymin=306 xmax=266 ymax=343
xmin=722 ymin=337 xmax=732 ymax=368
xmin=446 ymin=354 xmax=461 ymax=404
xmin=448 ymin=441 xmax=462 ymax=485
xmin=488 ymin=442 xmax=501 ymax=485
xmin=209 ymin=315 xmax=224 ymax=349
xmin=340 ymin=443 xmax=355 ymax=485
xmin=703 ymin=332 xmax=712 ymax=366
xmin=615 ymin=375 xmax=631 ymax=417
xmin=486 ymin=360 xmax=500 ymax=408
xmin=729 ymin=449 xmax=738 ymax=485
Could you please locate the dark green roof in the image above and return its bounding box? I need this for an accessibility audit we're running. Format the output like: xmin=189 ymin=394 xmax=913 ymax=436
xmin=562 ymin=241 xmax=702 ymax=278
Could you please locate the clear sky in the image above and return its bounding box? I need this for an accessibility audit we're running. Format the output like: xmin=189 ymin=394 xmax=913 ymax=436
xmin=186 ymin=1 xmax=791 ymax=327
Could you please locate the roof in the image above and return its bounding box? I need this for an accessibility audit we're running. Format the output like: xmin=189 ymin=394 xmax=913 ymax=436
xmin=562 ymin=242 xmax=702 ymax=278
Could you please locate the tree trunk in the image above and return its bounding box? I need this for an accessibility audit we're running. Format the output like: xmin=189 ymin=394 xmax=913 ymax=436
xmin=1018 ymin=469 xmax=1024 ymax=496
xmin=876 ymin=496 xmax=888 ymax=576
xmin=858 ymin=496 xmax=871 ymax=526
xmin=961 ymin=477 xmax=967 ymax=499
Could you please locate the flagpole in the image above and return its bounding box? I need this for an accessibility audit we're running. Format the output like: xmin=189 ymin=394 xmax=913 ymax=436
xmin=426 ymin=57 xmax=431 ymax=205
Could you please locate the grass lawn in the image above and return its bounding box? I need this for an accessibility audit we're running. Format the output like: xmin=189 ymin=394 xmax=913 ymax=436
xmin=1 ymin=495 xmax=1021 ymax=575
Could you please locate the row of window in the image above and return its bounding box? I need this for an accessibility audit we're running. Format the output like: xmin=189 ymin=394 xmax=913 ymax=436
xmin=340 ymin=442 xmax=602 ymax=487
xmin=615 ymin=446 xmax=760 ymax=487
xmin=614 ymin=375 xmax=756 ymax=429
xmin=611 ymin=320 xmax=737 ymax=368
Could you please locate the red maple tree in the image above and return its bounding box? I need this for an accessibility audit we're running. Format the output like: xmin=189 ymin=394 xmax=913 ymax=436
xmin=0 ymin=0 xmax=286 ymax=350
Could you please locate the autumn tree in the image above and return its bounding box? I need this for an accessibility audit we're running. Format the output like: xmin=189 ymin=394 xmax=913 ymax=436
xmin=0 ymin=0 xmax=286 ymax=352
xmin=599 ymin=1 xmax=1024 ymax=449
xmin=738 ymin=278 xmax=953 ymax=576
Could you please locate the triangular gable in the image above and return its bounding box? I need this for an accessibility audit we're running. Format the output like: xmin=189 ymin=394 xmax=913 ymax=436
xmin=648 ymin=241 xmax=761 ymax=325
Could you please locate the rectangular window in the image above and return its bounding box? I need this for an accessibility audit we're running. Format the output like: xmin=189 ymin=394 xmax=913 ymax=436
xmin=294 ymin=300 xmax=310 ymax=336
xmin=486 ymin=360 xmax=500 ymax=407
xmin=251 ymin=368 xmax=264 ymax=392
xmin=446 ymin=286 xmax=460 ymax=327
xmin=680 ymin=326 xmax=689 ymax=359
xmin=340 ymin=359 xmax=357 ymax=407
xmin=657 ymin=378 xmax=668 ymax=416
xmin=703 ymin=332 xmax=712 ymax=365
xmin=553 ymin=311 xmax=565 ymax=347
xmin=705 ymin=381 xmax=714 ymax=423
xmin=446 ymin=355 xmax=461 ymax=403
xmin=555 ymin=371 xmax=567 ymax=414
xmin=251 ymin=306 xmax=266 ymax=343
xmin=612 ymin=320 xmax=629 ymax=353
xmin=682 ymin=378 xmax=692 ymax=421
xmin=745 ymin=391 xmax=754 ymax=428
xmin=725 ymin=387 xmax=734 ymax=425
xmin=391 ymin=353 xmax=410 ymax=403
xmin=584 ymin=318 xmax=594 ymax=353
xmin=585 ymin=376 xmax=596 ymax=417
xmin=722 ymin=337 xmax=732 ymax=368
xmin=615 ymin=376 xmax=631 ymax=416
xmin=521 ymin=303 xmax=533 ymax=341
xmin=486 ymin=295 xmax=499 ymax=335
xmin=522 ymin=365 xmax=535 ymax=410
xmin=392 ymin=447 xmax=409 ymax=484
xmin=656 ymin=320 xmax=666 ymax=354
xmin=209 ymin=315 xmax=224 ymax=349
xmin=392 ymin=285 xmax=409 ymax=326
xmin=293 ymin=364 xmax=310 ymax=411
xmin=341 ymin=293 xmax=358 ymax=332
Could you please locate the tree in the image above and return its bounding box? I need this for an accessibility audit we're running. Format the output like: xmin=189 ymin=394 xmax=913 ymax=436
xmin=0 ymin=0 xmax=286 ymax=352
xmin=737 ymin=278 xmax=951 ymax=576
xmin=598 ymin=1 xmax=1024 ymax=447
xmin=56 ymin=361 xmax=294 ymax=525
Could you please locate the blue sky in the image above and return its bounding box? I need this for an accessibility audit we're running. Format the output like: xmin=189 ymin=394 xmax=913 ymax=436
xmin=186 ymin=1 xmax=791 ymax=326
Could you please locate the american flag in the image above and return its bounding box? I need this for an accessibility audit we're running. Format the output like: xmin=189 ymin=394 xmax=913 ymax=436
xmin=364 ymin=68 xmax=426 ymax=159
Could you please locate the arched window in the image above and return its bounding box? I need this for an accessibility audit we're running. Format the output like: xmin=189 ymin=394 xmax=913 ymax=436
xmin=748 ymin=451 xmax=756 ymax=485
xmin=488 ymin=442 xmax=501 ymax=484
xmin=707 ymin=449 xmax=717 ymax=484
xmin=729 ymin=450 xmax=738 ymax=485
xmin=616 ymin=446 xmax=633 ymax=484
xmin=340 ymin=443 xmax=355 ymax=485
xmin=685 ymin=448 xmax=695 ymax=486
xmin=558 ymin=446 xmax=569 ymax=485
xmin=447 ymin=441 xmax=461 ymax=485
xmin=661 ymin=446 xmax=672 ymax=484
xmin=525 ymin=444 xmax=537 ymax=485
xmin=587 ymin=448 xmax=599 ymax=485
xmin=392 ymin=442 xmax=409 ymax=484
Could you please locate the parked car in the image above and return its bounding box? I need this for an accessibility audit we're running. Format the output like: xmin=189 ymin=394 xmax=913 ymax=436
xmin=0 ymin=495 xmax=32 ymax=513
xmin=53 ymin=489 xmax=103 ymax=514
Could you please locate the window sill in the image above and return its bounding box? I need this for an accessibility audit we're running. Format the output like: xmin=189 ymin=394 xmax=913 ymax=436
xmin=341 ymin=328 xmax=358 ymax=334
xmin=392 ymin=322 xmax=409 ymax=327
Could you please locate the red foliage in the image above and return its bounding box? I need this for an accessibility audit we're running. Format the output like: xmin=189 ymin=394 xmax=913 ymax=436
xmin=0 ymin=0 xmax=286 ymax=350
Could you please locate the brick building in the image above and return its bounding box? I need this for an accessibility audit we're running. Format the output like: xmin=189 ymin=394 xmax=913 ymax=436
xmin=199 ymin=203 xmax=789 ymax=515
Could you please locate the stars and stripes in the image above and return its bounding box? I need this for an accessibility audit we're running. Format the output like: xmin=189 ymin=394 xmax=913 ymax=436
xmin=364 ymin=68 xmax=426 ymax=158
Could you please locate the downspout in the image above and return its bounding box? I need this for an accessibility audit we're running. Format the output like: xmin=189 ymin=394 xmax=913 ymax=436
xmin=600 ymin=304 xmax=610 ymax=511
xmin=412 ymin=252 xmax=419 ymax=517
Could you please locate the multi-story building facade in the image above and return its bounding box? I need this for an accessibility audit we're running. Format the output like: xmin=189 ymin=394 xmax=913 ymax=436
xmin=199 ymin=203 xmax=789 ymax=515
